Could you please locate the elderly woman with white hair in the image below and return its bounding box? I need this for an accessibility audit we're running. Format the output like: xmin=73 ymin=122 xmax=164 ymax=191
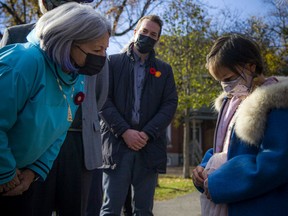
xmin=0 ymin=2 xmax=110 ymax=214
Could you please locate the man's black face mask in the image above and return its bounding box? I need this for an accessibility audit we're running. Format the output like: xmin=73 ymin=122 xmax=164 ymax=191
xmin=135 ymin=34 xmax=157 ymax=54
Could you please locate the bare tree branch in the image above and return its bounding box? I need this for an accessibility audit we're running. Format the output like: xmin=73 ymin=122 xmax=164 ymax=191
xmin=0 ymin=1 xmax=24 ymax=24
xmin=0 ymin=0 xmax=164 ymax=39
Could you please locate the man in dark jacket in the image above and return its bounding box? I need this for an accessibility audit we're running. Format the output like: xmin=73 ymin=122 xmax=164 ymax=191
xmin=99 ymin=15 xmax=178 ymax=216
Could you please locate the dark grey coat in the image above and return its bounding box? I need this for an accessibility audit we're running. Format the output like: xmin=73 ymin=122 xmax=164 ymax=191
xmin=99 ymin=44 xmax=178 ymax=173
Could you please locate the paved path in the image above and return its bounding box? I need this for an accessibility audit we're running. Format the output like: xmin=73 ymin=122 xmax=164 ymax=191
xmin=153 ymin=191 xmax=201 ymax=216
xmin=153 ymin=166 xmax=202 ymax=216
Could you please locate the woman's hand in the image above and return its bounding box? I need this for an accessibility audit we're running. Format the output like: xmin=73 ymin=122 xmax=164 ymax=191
xmin=0 ymin=169 xmax=21 ymax=193
xmin=2 ymin=169 xmax=36 ymax=196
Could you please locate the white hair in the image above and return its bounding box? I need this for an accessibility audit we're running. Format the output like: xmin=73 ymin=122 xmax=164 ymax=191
xmin=38 ymin=0 xmax=48 ymax=14
xmin=35 ymin=2 xmax=111 ymax=72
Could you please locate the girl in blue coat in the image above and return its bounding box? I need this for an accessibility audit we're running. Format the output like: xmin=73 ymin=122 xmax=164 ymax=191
xmin=192 ymin=34 xmax=288 ymax=216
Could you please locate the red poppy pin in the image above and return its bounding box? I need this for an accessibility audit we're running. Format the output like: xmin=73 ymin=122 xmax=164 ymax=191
xmin=149 ymin=67 xmax=161 ymax=78
xmin=74 ymin=92 xmax=85 ymax=105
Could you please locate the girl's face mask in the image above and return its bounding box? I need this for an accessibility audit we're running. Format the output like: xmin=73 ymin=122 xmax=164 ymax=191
xmin=220 ymin=72 xmax=254 ymax=97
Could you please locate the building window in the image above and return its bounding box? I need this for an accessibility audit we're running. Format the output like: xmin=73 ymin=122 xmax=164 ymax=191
xmin=189 ymin=120 xmax=202 ymax=146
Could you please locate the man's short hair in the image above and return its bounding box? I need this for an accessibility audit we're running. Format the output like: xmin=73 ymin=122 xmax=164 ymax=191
xmin=135 ymin=15 xmax=163 ymax=38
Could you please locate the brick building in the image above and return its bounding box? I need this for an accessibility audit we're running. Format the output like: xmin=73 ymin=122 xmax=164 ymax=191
xmin=166 ymin=107 xmax=217 ymax=166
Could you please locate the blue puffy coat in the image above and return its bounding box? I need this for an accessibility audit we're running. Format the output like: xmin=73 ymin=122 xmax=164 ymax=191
xmin=199 ymin=78 xmax=288 ymax=216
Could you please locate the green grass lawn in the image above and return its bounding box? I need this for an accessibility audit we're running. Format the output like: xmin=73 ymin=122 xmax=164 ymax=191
xmin=154 ymin=175 xmax=196 ymax=201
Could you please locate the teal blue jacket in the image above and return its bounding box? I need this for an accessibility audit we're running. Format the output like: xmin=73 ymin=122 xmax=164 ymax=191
xmin=0 ymin=41 xmax=84 ymax=184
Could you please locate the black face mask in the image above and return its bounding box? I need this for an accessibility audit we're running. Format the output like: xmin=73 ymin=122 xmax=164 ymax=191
xmin=135 ymin=34 xmax=157 ymax=54
xmin=76 ymin=46 xmax=106 ymax=76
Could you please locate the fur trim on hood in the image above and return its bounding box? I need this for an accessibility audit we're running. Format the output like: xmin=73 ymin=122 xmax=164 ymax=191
xmin=214 ymin=77 xmax=288 ymax=146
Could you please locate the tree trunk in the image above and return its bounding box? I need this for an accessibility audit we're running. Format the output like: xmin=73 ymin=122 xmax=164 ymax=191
xmin=191 ymin=119 xmax=196 ymax=166
xmin=183 ymin=108 xmax=190 ymax=178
